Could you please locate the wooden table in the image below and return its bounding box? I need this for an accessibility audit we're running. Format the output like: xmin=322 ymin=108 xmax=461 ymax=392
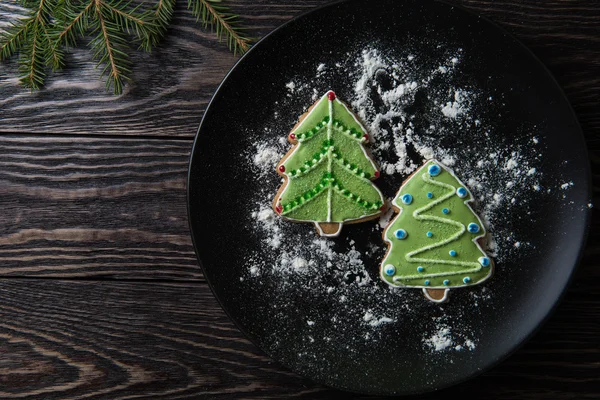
xmin=0 ymin=1 xmax=598 ymax=398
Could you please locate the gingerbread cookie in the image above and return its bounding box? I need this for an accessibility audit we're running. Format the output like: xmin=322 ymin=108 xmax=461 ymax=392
xmin=273 ymin=91 xmax=385 ymax=237
xmin=380 ymin=160 xmax=493 ymax=303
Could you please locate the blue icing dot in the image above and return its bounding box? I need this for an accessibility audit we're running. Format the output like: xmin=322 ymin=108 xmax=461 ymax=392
xmin=442 ymin=208 xmax=450 ymax=214
xmin=463 ymin=277 xmax=471 ymax=283
xmin=457 ymin=187 xmax=468 ymax=198
xmin=401 ymin=194 xmax=413 ymax=205
xmin=384 ymin=264 xmax=396 ymax=276
xmin=424 ymin=280 xmax=430 ymax=286
xmin=468 ymin=222 xmax=480 ymax=233
xmin=426 ymin=231 xmax=433 ymax=238
xmin=394 ymin=229 xmax=407 ymax=239
xmin=427 ymin=192 xmax=434 ymax=198
xmin=449 ymin=250 xmax=457 ymax=257
xmin=443 ymin=279 xmax=450 ymax=286
xmin=417 ymin=266 xmax=424 ymax=272
xmin=479 ymin=257 xmax=491 ymax=267
xmin=428 ymin=164 xmax=441 ymax=176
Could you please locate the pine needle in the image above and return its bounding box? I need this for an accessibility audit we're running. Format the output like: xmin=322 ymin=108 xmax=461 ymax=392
xmin=148 ymin=0 xmax=175 ymax=50
xmin=53 ymin=0 xmax=94 ymax=49
xmin=89 ymin=1 xmax=132 ymax=94
xmin=0 ymin=17 xmax=32 ymax=61
xmin=188 ymin=0 xmax=251 ymax=55
xmin=0 ymin=0 xmax=253 ymax=94
xmin=55 ymin=0 xmax=157 ymax=94
xmin=1 ymin=0 xmax=58 ymax=89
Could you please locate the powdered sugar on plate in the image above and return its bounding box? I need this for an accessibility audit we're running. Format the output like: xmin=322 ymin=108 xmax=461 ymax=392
xmin=423 ymin=317 xmax=477 ymax=352
xmin=240 ymin=44 xmax=578 ymax=355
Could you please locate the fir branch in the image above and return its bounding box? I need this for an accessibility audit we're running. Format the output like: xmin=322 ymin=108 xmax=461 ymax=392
xmin=54 ymin=0 xmax=95 ymax=49
xmin=89 ymin=0 xmax=133 ymax=94
xmin=147 ymin=0 xmax=175 ymax=49
xmin=1 ymin=0 xmax=254 ymax=94
xmin=1 ymin=0 xmax=58 ymax=89
xmin=0 ymin=18 xmax=33 ymax=61
xmin=18 ymin=24 xmax=47 ymax=89
xmin=104 ymin=0 xmax=157 ymax=47
xmin=21 ymin=0 xmax=55 ymax=89
xmin=42 ymin=20 xmax=63 ymax=70
xmin=188 ymin=0 xmax=251 ymax=55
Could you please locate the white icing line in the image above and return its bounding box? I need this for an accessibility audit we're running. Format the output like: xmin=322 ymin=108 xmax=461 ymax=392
xmin=333 ymin=96 xmax=385 ymax=213
xmin=289 ymin=145 xmax=376 ymax=182
xmin=296 ymin=123 xmax=326 ymax=142
xmin=332 ymin=124 xmax=365 ymax=143
xmin=277 ymin=91 xmax=384 ymax=235
xmin=381 ymin=159 xmax=493 ymax=289
xmin=333 ymin=156 xmax=379 ymax=184
xmin=327 ymin=96 xmax=333 ymax=223
xmin=288 ymin=149 xmax=327 ymax=179
xmin=331 ymin=185 xmax=379 ymax=212
xmin=280 ymin=185 xmax=328 ymax=217
xmin=283 ymin=173 xmax=378 ymax=215
xmin=335 ymin=97 xmax=380 ymax=173
xmin=400 ymin=173 xmax=482 ymax=279
xmin=277 ymin=93 xmax=329 ymax=221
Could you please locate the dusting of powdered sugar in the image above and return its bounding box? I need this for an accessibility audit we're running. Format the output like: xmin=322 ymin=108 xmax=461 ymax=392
xmin=240 ymin=44 xmax=578 ymax=357
xmin=423 ymin=315 xmax=478 ymax=352
xmin=346 ymin=48 xmax=555 ymax=263
xmin=424 ymin=326 xmax=453 ymax=351
xmin=424 ymin=325 xmax=477 ymax=352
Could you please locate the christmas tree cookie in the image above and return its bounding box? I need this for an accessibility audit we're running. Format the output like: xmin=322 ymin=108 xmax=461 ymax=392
xmin=273 ymin=91 xmax=385 ymax=237
xmin=381 ymin=160 xmax=493 ymax=303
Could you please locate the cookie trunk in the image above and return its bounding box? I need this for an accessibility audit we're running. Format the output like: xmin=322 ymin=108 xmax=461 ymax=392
xmin=423 ymin=288 xmax=449 ymax=303
xmin=315 ymin=222 xmax=342 ymax=237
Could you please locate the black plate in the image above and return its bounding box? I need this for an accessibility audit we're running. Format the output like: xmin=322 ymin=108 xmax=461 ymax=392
xmin=188 ymin=0 xmax=591 ymax=395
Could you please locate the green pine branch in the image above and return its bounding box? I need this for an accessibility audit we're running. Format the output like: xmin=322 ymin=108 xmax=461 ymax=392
xmin=0 ymin=0 xmax=253 ymax=94
xmin=53 ymin=0 xmax=94 ymax=50
xmin=148 ymin=0 xmax=175 ymax=49
xmin=188 ymin=0 xmax=251 ymax=55
xmin=1 ymin=0 xmax=59 ymax=89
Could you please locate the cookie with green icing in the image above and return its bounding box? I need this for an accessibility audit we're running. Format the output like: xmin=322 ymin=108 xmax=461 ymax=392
xmin=273 ymin=91 xmax=385 ymax=237
xmin=380 ymin=160 xmax=493 ymax=303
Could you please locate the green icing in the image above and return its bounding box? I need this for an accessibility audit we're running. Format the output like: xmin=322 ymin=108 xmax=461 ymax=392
xmin=278 ymin=92 xmax=384 ymax=224
xmin=284 ymin=189 xmax=329 ymax=221
xmin=381 ymin=160 xmax=492 ymax=289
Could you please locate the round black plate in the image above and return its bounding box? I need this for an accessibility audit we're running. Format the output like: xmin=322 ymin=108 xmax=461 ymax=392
xmin=188 ymin=0 xmax=591 ymax=395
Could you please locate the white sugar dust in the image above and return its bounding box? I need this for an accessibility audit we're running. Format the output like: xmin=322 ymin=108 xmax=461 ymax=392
xmin=240 ymin=44 xmax=578 ymax=354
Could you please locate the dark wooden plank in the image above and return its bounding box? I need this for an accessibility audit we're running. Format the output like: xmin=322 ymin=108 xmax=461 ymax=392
xmin=0 ymin=1 xmax=598 ymax=398
xmin=0 ymin=277 xmax=597 ymax=399
xmin=0 ymin=0 xmax=331 ymax=137
xmin=0 ymin=0 xmax=598 ymax=139
xmin=2 ymin=132 xmax=600 ymax=282
xmin=0 ymin=135 xmax=201 ymax=279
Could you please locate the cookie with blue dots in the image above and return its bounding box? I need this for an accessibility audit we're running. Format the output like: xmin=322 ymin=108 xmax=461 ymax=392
xmin=380 ymin=159 xmax=494 ymax=303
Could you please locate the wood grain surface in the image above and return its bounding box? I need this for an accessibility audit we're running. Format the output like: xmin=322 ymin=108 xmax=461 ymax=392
xmin=0 ymin=278 xmax=597 ymax=399
xmin=0 ymin=0 xmax=598 ymax=398
xmin=0 ymin=0 xmax=331 ymax=138
xmin=0 ymin=136 xmax=199 ymax=279
xmin=0 ymin=0 xmax=598 ymax=139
